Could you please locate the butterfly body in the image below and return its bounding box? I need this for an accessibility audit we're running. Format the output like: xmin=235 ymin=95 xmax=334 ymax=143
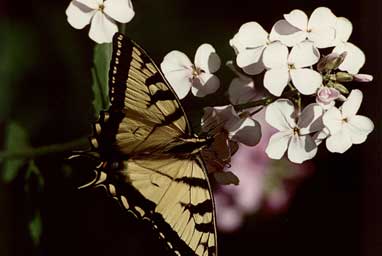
xmin=79 ymin=33 xmax=218 ymax=256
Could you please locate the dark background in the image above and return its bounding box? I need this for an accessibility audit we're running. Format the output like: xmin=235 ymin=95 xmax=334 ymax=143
xmin=0 ymin=0 xmax=381 ymax=255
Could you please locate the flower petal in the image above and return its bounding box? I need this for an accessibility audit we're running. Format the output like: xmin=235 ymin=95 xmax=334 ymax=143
xmin=308 ymin=7 xmax=337 ymax=31
xmin=308 ymin=27 xmax=336 ymax=48
xmin=103 ymin=0 xmax=135 ymax=23
xmin=242 ymin=59 xmax=265 ymax=76
xmin=313 ymin=127 xmax=330 ymax=146
xmin=290 ymin=68 xmax=322 ymax=95
xmin=89 ymin=11 xmax=118 ymax=43
xmin=287 ymin=135 xmax=317 ymax=163
xmin=335 ymin=17 xmax=353 ymax=43
xmin=66 ymin=1 xmax=96 ymax=29
xmin=263 ymin=68 xmax=289 ymax=96
xmin=333 ymin=42 xmax=365 ymax=74
xmin=227 ymin=118 xmax=262 ymax=146
xmin=263 ymin=41 xmax=288 ymax=69
xmin=161 ymin=50 xmax=193 ymax=73
xmin=341 ymin=89 xmax=362 ymax=118
xmin=265 ymin=99 xmax=296 ymax=131
xmin=298 ymin=103 xmax=324 ymax=134
xmin=288 ymin=41 xmax=320 ymax=68
xmin=325 ymin=129 xmax=352 ymax=153
xmin=236 ymin=47 xmax=265 ymax=69
xmin=163 ymin=69 xmax=192 ymax=99
xmin=322 ymin=107 xmax=343 ymax=135
xmin=228 ymin=77 xmax=256 ymax=105
xmin=77 ymin=0 xmax=101 ymax=9
xmin=284 ymin=9 xmax=308 ymax=31
xmin=265 ymin=131 xmax=291 ymax=159
xmin=194 ymin=44 xmax=221 ymax=73
xmin=230 ymin=22 xmax=269 ymax=49
xmin=191 ymin=73 xmax=220 ymax=97
xmin=269 ymin=20 xmax=307 ymax=47
xmin=347 ymin=115 xmax=374 ymax=144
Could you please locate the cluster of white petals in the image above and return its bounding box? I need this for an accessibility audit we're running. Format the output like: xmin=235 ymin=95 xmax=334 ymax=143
xmin=263 ymin=41 xmax=321 ymax=96
xmin=265 ymin=100 xmax=323 ymax=163
xmin=66 ymin=0 xmax=135 ymax=43
xmin=323 ymin=90 xmax=374 ymax=153
xmin=160 ymin=44 xmax=221 ymax=99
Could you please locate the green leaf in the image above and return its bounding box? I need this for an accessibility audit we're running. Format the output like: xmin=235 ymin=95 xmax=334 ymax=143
xmin=29 ymin=210 xmax=42 ymax=246
xmin=1 ymin=122 xmax=30 ymax=182
xmin=92 ymin=43 xmax=112 ymax=115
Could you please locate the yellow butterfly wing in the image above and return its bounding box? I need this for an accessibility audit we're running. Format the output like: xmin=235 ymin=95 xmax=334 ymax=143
xmin=87 ymin=33 xmax=217 ymax=256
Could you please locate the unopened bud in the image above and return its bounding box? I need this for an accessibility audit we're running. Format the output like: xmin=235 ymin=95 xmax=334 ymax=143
xmin=333 ymin=82 xmax=349 ymax=94
xmin=316 ymin=87 xmax=340 ymax=105
xmin=317 ymin=52 xmax=347 ymax=72
xmin=353 ymin=74 xmax=373 ymax=82
xmin=336 ymin=71 xmax=353 ymax=82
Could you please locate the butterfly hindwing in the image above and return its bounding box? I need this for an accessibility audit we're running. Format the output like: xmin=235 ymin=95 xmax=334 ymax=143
xmin=86 ymin=33 xmax=218 ymax=256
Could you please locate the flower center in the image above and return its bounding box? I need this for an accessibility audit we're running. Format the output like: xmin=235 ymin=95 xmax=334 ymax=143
xmin=98 ymin=3 xmax=105 ymax=12
xmin=192 ymin=65 xmax=203 ymax=79
xmin=342 ymin=117 xmax=348 ymax=123
xmin=293 ymin=127 xmax=300 ymax=136
xmin=288 ymin=63 xmax=296 ymax=70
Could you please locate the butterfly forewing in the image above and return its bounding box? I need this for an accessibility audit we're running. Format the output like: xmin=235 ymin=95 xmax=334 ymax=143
xmin=87 ymin=33 xmax=218 ymax=256
xmin=107 ymin=33 xmax=190 ymax=155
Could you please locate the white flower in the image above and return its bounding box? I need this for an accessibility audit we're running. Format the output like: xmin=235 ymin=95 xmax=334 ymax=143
xmin=160 ymin=44 xmax=221 ymax=99
xmin=202 ymin=106 xmax=261 ymax=146
xmin=265 ymin=100 xmax=324 ymax=163
xmin=323 ymin=89 xmax=374 ymax=153
xmin=270 ymin=7 xmax=337 ymax=48
xmin=229 ymin=22 xmax=270 ymax=75
xmin=332 ymin=17 xmax=365 ymax=74
xmin=66 ymin=0 xmax=135 ymax=44
xmin=263 ymin=41 xmax=322 ymax=96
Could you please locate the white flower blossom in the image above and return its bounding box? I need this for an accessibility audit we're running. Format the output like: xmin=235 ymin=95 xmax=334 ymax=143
xmin=270 ymin=7 xmax=337 ymax=48
xmin=66 ymin=0 xmax=135 ymax=44
xmin=263 ymin=41 xmax=322 ymax=96
xmin=265 ymin=100 xmax=324 ymax=163
xmin=160 ymin=44 xmax=221 ymax=99
xmin=332 ymin=17 xmax=365 ymax=74
xmin=323 ymin=89 xmax=374 ymax=153
xmin=230 ymin=22 xmax=271 ymax=75
xmin=202 ymin=106 xmax=261 ymax=146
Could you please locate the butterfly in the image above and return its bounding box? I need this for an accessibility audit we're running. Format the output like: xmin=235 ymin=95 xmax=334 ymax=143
xmin=72 ymin=33 xmax=218 ymax=256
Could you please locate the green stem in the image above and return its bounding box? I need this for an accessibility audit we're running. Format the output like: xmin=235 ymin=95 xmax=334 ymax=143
xmin=233 ymin=89 xmax=298 ymax=112
xmin=0 ymin=137 xmax=89 ymax=162
xmin=234 ymin=97 xmax=274 ymax=112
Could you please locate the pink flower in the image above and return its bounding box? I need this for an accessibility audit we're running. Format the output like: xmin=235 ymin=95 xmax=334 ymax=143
xmin=316 ymin=87 xmax=340 ymax=107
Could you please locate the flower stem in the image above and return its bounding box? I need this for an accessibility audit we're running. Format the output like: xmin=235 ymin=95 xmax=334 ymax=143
xmin=0 ymin=137 xmax=89 ymax=162
xmin=233 ymin=89 xmax=298 ymax=112
xmin=233 ymin=97 xmax=274 ymax=112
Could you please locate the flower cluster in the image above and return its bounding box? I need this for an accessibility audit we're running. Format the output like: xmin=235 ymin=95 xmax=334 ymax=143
xmin=160 ymin=6 xmax=374 ymax=164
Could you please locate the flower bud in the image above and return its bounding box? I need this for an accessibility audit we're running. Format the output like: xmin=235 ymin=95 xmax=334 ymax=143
xmin=336 ymin=71 xmax=353 ymax=82
xmin=316 ymin=87 xmax=340 ymax=105
xmin=333 ymin=82 xmax=349 ymax=94
xmin=317 ymin=52 xmax=347 ymax=72
xmin=353 ymin=74 xmax=373 ymax=82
